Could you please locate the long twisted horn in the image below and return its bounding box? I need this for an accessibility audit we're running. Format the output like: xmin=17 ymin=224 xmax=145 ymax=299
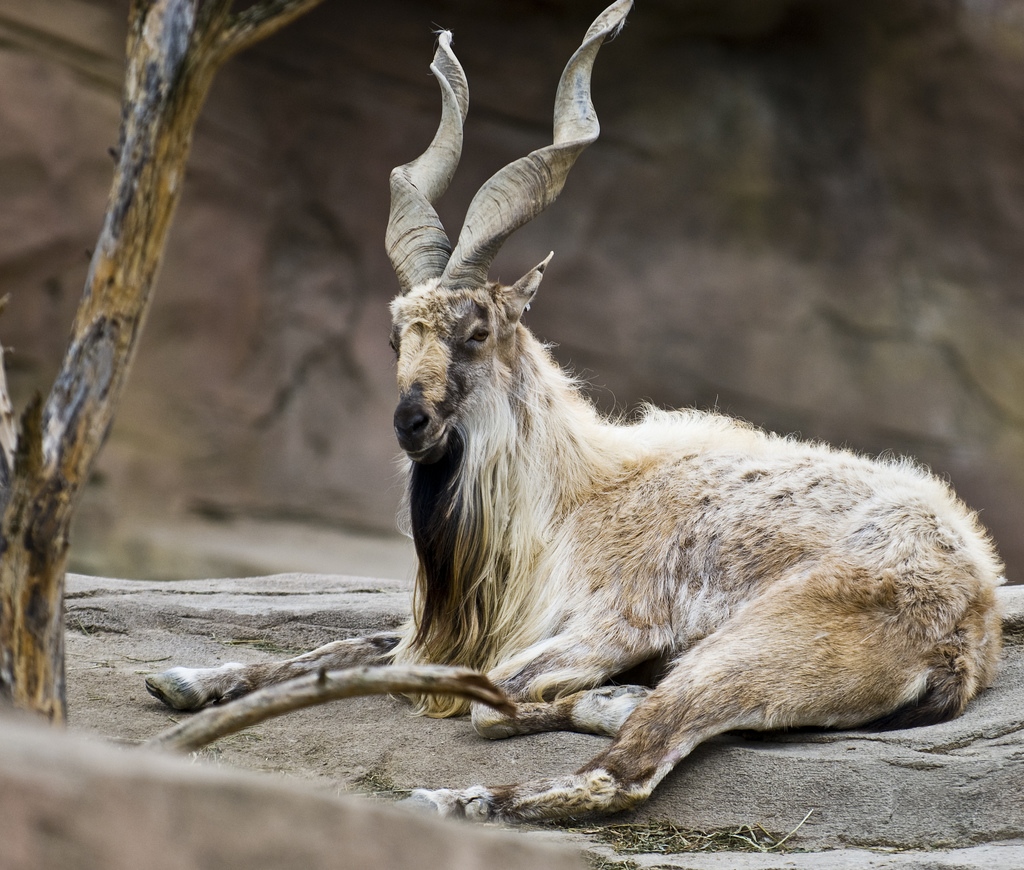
xmin=440 ymin=0 xmax=631 ymax=290
xmin=386 ymin=31 xmax=469 ymax=294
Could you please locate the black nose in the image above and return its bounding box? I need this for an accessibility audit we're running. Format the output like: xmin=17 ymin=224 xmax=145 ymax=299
xmin=394 ymin=392 xmax=432 ymax=448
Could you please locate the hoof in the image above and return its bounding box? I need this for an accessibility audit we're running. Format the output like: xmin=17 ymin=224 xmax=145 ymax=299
xmin=145 ymin=667 xmax=211 ymax=711
xmin=399 ymin=787 xmax=495 ymax=821
xmin=572 ymin=684 xmax=650 ymax=735
xmin=398 ymin=791 xmax=442 ymax=812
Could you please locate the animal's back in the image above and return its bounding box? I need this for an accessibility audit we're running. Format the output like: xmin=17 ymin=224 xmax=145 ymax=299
xmin=552 ymin=407 xmax=1004 ymax=653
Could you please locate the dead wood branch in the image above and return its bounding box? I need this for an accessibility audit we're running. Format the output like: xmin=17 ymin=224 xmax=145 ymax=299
xmin=214 ymin=0 xmax=328 ymax=63
xmin=0 ymin=0 xmax=325 ymax=723
xmin=147 ymin=665 xmax=513 ymax=753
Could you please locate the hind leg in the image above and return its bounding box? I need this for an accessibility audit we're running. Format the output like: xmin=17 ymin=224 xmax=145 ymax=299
xmin=145 ymin=631 xmax=403 ymax=710
xmin=411 ymin=573 xmax=985 ymax=822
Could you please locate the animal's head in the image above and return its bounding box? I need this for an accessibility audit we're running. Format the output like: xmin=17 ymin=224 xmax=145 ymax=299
xmin=388 ymin=260 xmax=549 ymax=463
xmin=385 ymin=2 xmax=631 ymax=464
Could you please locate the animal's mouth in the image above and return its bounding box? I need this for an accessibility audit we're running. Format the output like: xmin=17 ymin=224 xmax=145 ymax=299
xmin=406 ymin=442 xmax=447 ymax=465
xmin=400 ymin=427 xmax=450 ymax=465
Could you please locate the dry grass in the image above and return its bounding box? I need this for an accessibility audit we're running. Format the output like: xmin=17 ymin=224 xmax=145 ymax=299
xmin=584 ymin=856 xmax=642 ymax=870
xmin=354 ymin=768 xmax=411 ymax=800
xmin=557 ymin=811 xmax=813 ymax=857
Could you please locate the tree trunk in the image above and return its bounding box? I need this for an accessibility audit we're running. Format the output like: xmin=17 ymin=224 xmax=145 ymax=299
xmin=0 ymin=0 xmax=325 ymax=723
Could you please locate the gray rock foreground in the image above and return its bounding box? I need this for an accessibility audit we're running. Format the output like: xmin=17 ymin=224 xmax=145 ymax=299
xmin=3 ymin=573 xmax=1022 ymax=869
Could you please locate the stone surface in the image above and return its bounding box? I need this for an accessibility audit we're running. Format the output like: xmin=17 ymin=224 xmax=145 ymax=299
xmin=3 ymin=1 xmax=1024 ymax=583
xmin=61 ymin=573 xmax=1024 ymax=865
xmin=0 ymin=713 xmax=584 ymax=870
xmin=545 ymin=838 xmax=1024 ymax=870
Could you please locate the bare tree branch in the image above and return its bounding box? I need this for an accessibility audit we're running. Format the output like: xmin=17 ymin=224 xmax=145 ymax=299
xmin=147 ymin=665 xmax=513 ymax=753
xmin=215 ymin=0 xmax=328 ymax=64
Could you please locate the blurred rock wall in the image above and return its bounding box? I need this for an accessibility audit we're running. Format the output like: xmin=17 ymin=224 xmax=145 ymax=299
xmin=2 ymin=0 xmax=1024 ymax=581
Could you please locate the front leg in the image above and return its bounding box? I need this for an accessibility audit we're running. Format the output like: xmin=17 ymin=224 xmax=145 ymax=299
xmin=468 ymin=629 xmax=665 ymax=739
xmin=472 ymin=684 xmax=650 ymax=738
xmin=145 ymin=631 xmax=403 ymax=710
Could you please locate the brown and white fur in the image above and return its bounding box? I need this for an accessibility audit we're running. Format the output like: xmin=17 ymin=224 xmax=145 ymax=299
xmin=146 ymin=0 xmax=1004 ymax=823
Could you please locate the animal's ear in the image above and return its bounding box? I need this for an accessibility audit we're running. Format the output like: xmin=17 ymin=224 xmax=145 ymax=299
xmin=507 ymin=252 xmax=554 ymax=322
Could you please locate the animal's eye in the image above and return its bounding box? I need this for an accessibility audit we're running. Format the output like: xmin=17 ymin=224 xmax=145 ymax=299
xmin=467 ymin=329 xmax=490 ymax=345
xmin=388 ymin=336 xmax=399 ymax=355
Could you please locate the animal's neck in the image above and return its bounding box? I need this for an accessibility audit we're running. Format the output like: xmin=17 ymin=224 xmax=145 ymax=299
xmin=396 ymin=329 xmax=605 ymax=707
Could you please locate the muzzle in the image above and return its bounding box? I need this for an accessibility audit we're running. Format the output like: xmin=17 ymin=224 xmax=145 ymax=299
xmin=394 ymin=385 xmax=447 ymax=463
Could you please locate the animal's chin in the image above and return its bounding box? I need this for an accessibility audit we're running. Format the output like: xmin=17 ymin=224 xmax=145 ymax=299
xmin=405 ymin=439 xmax=449 ymax=465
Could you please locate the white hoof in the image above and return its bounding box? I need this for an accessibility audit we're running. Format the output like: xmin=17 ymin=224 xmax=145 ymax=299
xmin=401 ymin=786 xmax=495 ymax=821
xmin=145 ymin=663 xmax=243 ymax=711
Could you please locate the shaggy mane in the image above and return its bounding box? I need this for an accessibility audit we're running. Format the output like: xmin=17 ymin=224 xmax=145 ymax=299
xmin=390 ymin=329 xmax=612 ymax=716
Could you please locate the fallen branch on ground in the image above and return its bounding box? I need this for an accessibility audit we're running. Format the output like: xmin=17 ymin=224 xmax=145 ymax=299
xmin=147 ymin=664 xmax=513 ymax=753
